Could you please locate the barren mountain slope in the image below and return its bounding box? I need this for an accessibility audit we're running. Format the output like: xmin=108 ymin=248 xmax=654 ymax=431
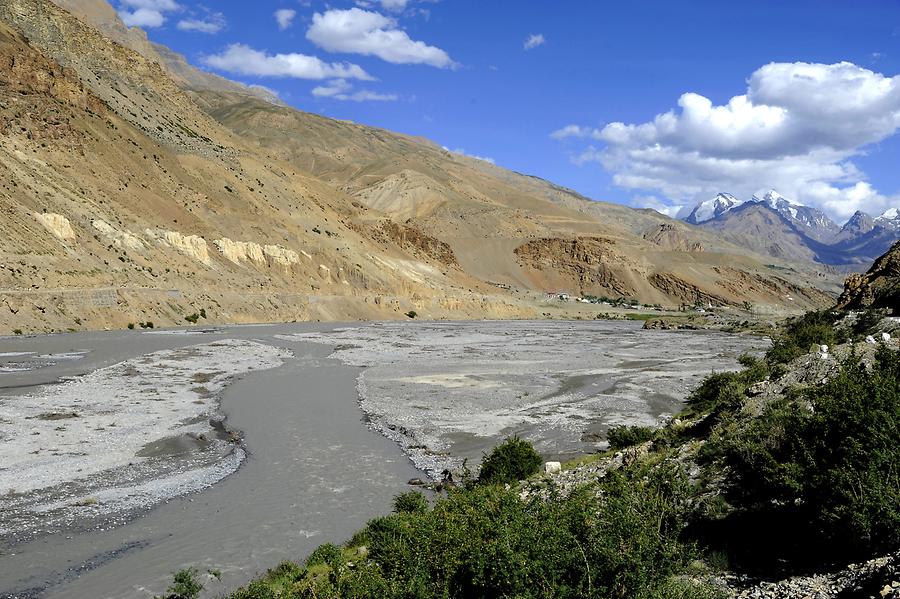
xmin=199 ymin=91 xmax=837 ymax=310
xmin=0 ymin=4 xmax=533 ymax=334
xmin=0 ymin=0 xmax=837 ymax=335
xmin=49 ymin=0 xmax=281 ymax=104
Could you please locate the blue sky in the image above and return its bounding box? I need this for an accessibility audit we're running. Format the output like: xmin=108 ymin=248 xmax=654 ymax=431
xmin=120 ymin=0 xmax=900 ymax=222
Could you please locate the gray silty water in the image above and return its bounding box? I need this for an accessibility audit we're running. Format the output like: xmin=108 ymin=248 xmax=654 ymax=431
xmin=0 ymin=320 xmax=767 ymax=598
xmin=0 ymin=325 xmax=422 ymax=598
xmin=287 ymin=320 xmax=769 ymax=476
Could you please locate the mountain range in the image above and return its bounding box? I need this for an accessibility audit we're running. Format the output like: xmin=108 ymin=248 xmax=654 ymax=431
xmin=682 ymin=190 xmax=900 ymax=266
xmin=0 ymin=0 xmax=841 ymax=333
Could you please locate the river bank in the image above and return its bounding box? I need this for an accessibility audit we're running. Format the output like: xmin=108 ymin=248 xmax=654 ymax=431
xmin=0 ymin=321 xmax=767 ymax=597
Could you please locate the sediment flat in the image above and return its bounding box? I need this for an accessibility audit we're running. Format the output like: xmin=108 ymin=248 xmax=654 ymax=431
xmin=0 ymin=321 xmax=766 ymax=598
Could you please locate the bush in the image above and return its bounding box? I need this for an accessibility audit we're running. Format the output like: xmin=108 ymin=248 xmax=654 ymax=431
xmin=851 ymin=308 xmax=885 ymax=339
xmin=393 ymin=490 xmax=429 ymax=514
xmin=607 ymin=424 xmax=656 ymax=449
xmin=238 ymin=463 xmax=698 ymax=599
xmin=185 ymin=313 xmax=200 ymax=324
xmin=159 ymin=567 xmax=202 ymax=599
xmin=765 ymin=310 xmax=839 ymax=365
xmin=127 ymin=323 xmax=135 ymax=330
xmin=405 ymin=310 xmax=417 ymax=319
xmin=704 ymin=346 xmax=900 ymax=565
xmin=477 ymin=436 xmax=543 ymax=485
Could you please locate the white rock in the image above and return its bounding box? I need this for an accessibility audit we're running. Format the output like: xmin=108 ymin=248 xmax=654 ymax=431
xmin=146 ymin=228 xmax=210 ymax=265
xmin=820 ymin=345 xmax=829 ymax=354
xmin=93 ymin=220 xmax=144 ymax=251
xmin=882 ymin=332 xmax=892 ymax=342
xmin=544 ymin=461 xmax=561 ymax=474
xmin=34 ymin=212 xmax=75 ymax=241
xmin=866 ymin=335 xmax=877 ymax=344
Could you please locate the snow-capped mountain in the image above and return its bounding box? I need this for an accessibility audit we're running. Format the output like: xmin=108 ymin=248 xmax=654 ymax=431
xmin=875 ymin=208 xmax=900 ymax=231
xmin=682 ymin=191 xmax=900 ymax=265
xmin=750 ymin=190 xmax=840 ymax=242
xmin=683 ymin=192 xmax=743 ymax=224
xmin=834 ymin=210 xmax=876 ymax=243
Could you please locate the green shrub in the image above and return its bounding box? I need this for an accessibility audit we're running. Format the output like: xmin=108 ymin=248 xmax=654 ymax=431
xmin=127 ymin=323 xmax=135 ymax=330
xmin=246 ymin=465 xmax=695 ymax=599
xmin=765 ymin=310 xmax=839 ymax=365
xmin=477 ymin=436 xmax=542 ymax=485
xmin=681 ymin=372 xmax=745 ymax=419
xmin=305 ymin=543 xmax=343 ymax=568
xmin=12 ymin=329 xmax=22 ymax=335
xmin=185 ymin=313 xmax=200 ymax=324
xmin=159 ymin=567 xmax=202 ymax=599
xmin=393 ymin=490 xmax=429 ymax=514
xmin=607 ymin=424 xmax=656 ymax=449
xmin=405 ymin=310 xmax=417 ymax=319
xmin=851 ymin=308 xmax=885 ymax=339
xmin=705 ymin=346 xmax=900 ymax=564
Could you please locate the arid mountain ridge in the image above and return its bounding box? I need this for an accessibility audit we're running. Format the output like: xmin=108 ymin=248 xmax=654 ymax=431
xmin=0 ymin=0 xmax=839 ymax=334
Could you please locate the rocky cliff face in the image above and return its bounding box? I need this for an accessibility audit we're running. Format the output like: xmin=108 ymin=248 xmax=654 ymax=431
xmin=838 ymin=241 xmax=900 ymax=312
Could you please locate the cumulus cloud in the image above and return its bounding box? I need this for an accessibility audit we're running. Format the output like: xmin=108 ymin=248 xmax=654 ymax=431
xmin=306 ymin=8 xmax=454 ymax=68
xmin=443 ymin=146 xmax=495 ymax=164
xmin=117 ymin=0 xmax=178 ymax=28
xmin=550 ymin=124 xmax=602 ymax=140
xmin=274 ymin=9 xmax=297 ymax=31
xmin=312 ymin=79 xmax=398 ymax=102
xmin=524 ymin=34 xmax=545 ymax=50
xmin=569 ymin=61 xmax=900 ymax=220
xmin=202 ymin=44 xmax=373 ymax=80
xmin=177 ymin=12 xmax=225 ymax=34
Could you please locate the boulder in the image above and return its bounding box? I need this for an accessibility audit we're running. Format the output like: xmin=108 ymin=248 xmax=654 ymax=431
xmin=544 ymin=461 xmax=561 ymax=474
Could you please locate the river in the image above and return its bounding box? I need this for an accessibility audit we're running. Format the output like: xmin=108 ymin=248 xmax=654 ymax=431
xmin=0 ymin=321 xmax=767 ymax=598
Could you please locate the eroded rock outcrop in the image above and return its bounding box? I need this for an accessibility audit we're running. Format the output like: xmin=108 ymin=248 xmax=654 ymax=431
xmin=642 ymin=223 xmax=704 ymax=252
xmin=146 ymin=229 xmax=210 ymax=265
xmin=92 ymin=220 xmax=144 ymax=251
xmin=34 ymin=212 xmax=75 ymax=241
xmin=838 ymin=241 xmax=900 ymax=312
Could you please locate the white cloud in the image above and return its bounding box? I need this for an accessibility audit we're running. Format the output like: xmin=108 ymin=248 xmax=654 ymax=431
xmin=443 ymin=146 xmax=495 ymax=164
xmin=306 ymin=8 xmax=454 ymax=68
xmin=177 ymin=13 xmax=225 ymax=34
xmin=550 ymin=124 xmax=602 ymax=140
xmin=573 ymin=61 xmax=900 ymax=220
xmin=355 ymin=0 xmax=413 ymax=12
xmin=524 ymin=33 xmax=545 ymax=50
xmin=630 ymin=195 xmax=684 ymax=218
xmin=202 ymin=44 xmax=373 ymax=80
xmin=117 ymin=0 xmax=178 ymax=28
xmin=312 ymin=79 xmax=398 ymax=102
xmin=274 ymin=9 xmax=297 ymax=31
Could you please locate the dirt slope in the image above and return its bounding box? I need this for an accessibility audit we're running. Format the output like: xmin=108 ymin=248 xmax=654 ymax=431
xmin=0 ymin=0 xmax=838 ymax=334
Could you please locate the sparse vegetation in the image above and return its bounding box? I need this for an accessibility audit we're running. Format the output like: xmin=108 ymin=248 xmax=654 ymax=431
xmin=185 ymin=313 xmax=200 ymax=324
xmin=13 ymin=328 xmax=22 ymax=335
xmin=477 ymin=436 xmax=543 ymax=486
xmin=127 ymin=323 xmax=135 ymax=330
xmin=607 ymin=424 xmax=656 ymax=449
xmin=229 ymin=457 xmax=704 ymax=599
xmin=158 ymin=567 xmax=203 ymax=599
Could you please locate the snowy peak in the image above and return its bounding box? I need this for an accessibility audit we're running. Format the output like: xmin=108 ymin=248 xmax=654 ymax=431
xmin=750 ymin=190 xmax=839 ymax=242
xmin=876 ymin=208 xmax=900 ymax=231
xmin=684 ymin=192 xmax=743 ymax=224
